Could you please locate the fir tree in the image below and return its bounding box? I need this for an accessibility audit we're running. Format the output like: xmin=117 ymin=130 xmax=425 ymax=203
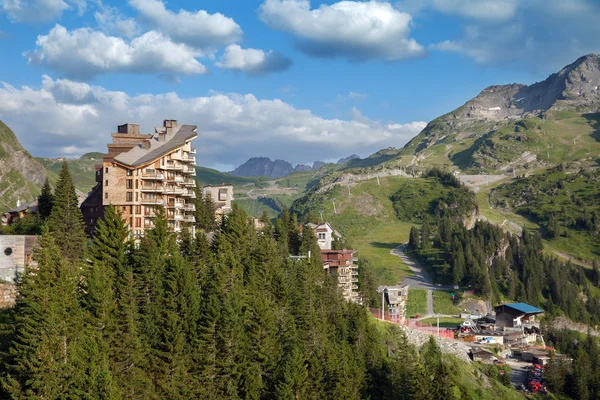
xmin=409 ymin=226 xmax=419 ymax=249
xmin=37 ymin=178 xmax=54 ymax=221
xmin=420 ymin=219 xmax=430 ymax=250
xmin=46 ymin=161 xmax=87 ymax=262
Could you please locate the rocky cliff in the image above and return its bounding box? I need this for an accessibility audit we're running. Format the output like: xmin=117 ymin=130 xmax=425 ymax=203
xmin=0 ymin=121 xmax=46 ymax=212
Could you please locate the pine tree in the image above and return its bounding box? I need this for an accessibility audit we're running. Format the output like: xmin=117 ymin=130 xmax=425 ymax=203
xmin=47 ymin=161 xmax=87 ymax=262
xmin=3 ymin=231 xmax=100 ymax=398
xmin=37 ymin=178 xmax=54 ymax=220
xmin=420 ymin=219 xmax=430 ymax=250
xmin=409 ymin=226 xmax=419 ymax=249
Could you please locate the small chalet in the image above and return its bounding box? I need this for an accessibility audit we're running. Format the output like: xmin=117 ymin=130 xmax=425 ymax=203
xmin=494 ymin=303 xmax=544 ymax=328
xmin=470 ymin=348 xmax=495 ymax=363
xmin=305 ymin=222 xmax=341 ymax=250
xmin=1 ymin=200 xmax=38 ymax=226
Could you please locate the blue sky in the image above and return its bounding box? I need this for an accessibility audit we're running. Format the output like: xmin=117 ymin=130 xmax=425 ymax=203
xmin=1 ymin=0 xmax=599 ymax=170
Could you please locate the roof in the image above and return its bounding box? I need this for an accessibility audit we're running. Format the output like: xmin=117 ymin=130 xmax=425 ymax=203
xmin=7 ymin=199 xmax=38 ymax=214
xmin=496 ymin=303 xmax=544 ymax=314
xmin=114 ymin=124 xmax=197 ymax=167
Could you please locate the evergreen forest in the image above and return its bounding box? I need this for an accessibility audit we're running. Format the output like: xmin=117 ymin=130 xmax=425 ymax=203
xmin=0 ymin=163 xmax=519 ymax=399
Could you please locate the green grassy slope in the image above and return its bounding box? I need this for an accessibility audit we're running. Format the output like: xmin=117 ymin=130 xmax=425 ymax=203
xmin=37 ymin=156 xmax=99 ymax=194
xmin=490 ymin=166 xmax=600 ymax=261
xmin=394 ymin=111 xmax=600 ymax=173
xmin=0 ymin=121 xmax=46 ymax=211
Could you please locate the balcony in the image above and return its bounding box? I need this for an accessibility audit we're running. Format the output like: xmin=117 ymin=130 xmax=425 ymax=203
xmin=165 ymin=187 xmax=183 ymax=195
xmin=141 ymin=198 xmax=164 ymax=205
xmin=182 ymin=166 xmax=195 ymax=174
xmin=144 ymin=223 xmax=155 ymax=229
xmin=189 ymin=148 xmax=196 ymax=154
xmin=351 ymin=285 xmax=359 ymax=290
xmin=141 ymin=185 xmax=164 ymax=193
xmin=183 ymin=204 xmax=196 ymax=212
xmin=183 ymin=215 xmax=196 ymax=223
xmin=174 ymin=176 xmax=184 ymax=183
xmin=351 ymin=271 xmax=358 ymax=276
xmin=182 ymin=179 xmax=196 ymax=186
xmin=167 ymin=214 xmax=184 ymax=221
xmin=141 ymin=173 xmax=165 ymax=180
xmin=159 ymin=163 xmax=184 ymax=171
xmin=181 ymin=155 xmax=196 ymax=163
xmin=181 ymin=190 xmax=195 ymax=197
xmin=170 ymin=153 xmax=182 ymax=161
xmin=166 ymin=202 xmax=185 ymax=209
xmin=168 ymin=226 xmax=182 ymax=233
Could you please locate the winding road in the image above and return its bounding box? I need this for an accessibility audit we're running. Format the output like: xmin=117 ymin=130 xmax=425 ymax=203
xmin=392 ymin=244 xmax=454 ymax=320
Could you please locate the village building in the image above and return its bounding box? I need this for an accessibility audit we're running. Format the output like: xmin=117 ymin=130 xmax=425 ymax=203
xmin=322 ymin=249 xmax=360 ymax=303
xmin=306 ymin=222 xmax=342 ymax=250
xmin=202 ymin=184 xmax=234 ymax=220
xmin=470 ymin=348 xmax=495 ymax=363
xmin=1 ymin=199 xmax=38 ymax=226
xmin=379 ymin=284 xmax=409 ymax=320
xmin=0 ymin=235 xmax=38 ymax=282
xmin=494 ymin=303 xmax=544 ymax=328
xmin=81 ymin=120 xmax=197 ymax=238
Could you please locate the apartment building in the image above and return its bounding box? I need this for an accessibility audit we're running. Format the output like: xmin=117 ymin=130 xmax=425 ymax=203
xmin=378 ymin=284 xmax=409 ymax=321
xmin=81 ymin=120 xmax=197 ymax=238
xmin=305 ymin=222 xmax=342 ymax=250
xmin=322 ymin=249 xmax=360 ymax=303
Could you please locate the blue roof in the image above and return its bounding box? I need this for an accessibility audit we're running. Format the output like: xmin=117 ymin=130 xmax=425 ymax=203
xmin=501 ymin=303 xmax=544 ymax=314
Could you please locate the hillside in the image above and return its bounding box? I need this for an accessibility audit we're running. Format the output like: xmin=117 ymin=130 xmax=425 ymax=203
xmin=37 ymin=153 xmax=101 ymax=195
xmin=490 ymin=166 xmax=600 ymax=262
xmin=0 ymin=121 xmax=46 ymax=211
xmin=395 ymin=54 xmax=600 ymax=172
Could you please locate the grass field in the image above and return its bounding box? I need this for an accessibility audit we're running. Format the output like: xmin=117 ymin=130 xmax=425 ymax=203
xmin=433 ymin=291 xmax=462 ymax=315
xmin=294 ymin=176 xmax=417 ymax=286
xmin=406 ymin=289 xmax=427 ymax=317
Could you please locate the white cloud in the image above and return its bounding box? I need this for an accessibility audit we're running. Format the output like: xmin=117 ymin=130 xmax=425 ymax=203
xmin=428 ymin=0 xmax=519 ymax=21
xmin=0 ymin=76 xmax=426 ymax=169
xmin=216 ymin=44 xmax=292 ymax=74
xmin=94 ymin=2 xmax=139 ymax=38
xmin=129 ymin=0 xmax=242 ymax=50
xmin=428 ymin=0 xmax=600 ymax=70
xmin=25 ymin=25 xmax=208 ymax=79
xmin=1 ymin=0 xmax=84 ymax=22
xmin=259 ymin=0 xmax=425 ymax=61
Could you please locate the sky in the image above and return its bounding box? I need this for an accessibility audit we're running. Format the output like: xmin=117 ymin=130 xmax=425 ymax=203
xmin=1 ymin=0 xmax=599 ymax=171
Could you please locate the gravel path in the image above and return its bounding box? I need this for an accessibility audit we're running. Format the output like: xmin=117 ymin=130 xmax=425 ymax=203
xmin=392 ymin=244 xmax=454 ymax=319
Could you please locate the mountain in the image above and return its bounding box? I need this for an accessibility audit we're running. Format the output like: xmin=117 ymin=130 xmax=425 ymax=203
xmin=231 ymin=157 xmax=326 ymax=178
xmin=337 ymin=154 xmax=360 ymax=164
xmin=37 ymin=153 xmax=101 ymax=195
xmin=0 ymin=121 xmax=46 ymax=211
xmin=398 ymin=54 xmax=600 ymax=172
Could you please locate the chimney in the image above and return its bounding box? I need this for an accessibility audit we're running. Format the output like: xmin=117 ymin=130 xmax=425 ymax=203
xmin=163 ymin=119 xmax=178 ymax=135
xmin=141 ymin=140 xmax=152 ymax=149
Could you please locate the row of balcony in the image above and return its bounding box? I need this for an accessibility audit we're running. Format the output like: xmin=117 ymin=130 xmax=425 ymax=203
xmin=141 ymin=172 xmax=196 ymax=180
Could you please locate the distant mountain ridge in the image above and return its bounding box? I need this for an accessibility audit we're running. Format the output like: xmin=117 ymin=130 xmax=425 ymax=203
xmin=230 ymin=157 xmax=327 ymax=178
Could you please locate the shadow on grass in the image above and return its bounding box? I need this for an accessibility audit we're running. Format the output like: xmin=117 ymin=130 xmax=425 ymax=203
xmin=369 ymin=241 xmax=398 ymax=250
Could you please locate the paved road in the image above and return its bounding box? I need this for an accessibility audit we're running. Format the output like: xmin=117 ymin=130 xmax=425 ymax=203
xmin=505 ymin=359 xmax=530 ymax=389
xmin=392 ymin=244 xmax=454 ymax=319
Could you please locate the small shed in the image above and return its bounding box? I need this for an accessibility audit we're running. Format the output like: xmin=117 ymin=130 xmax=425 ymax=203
xmin=470 ymin=348 xmax=495 ymax=363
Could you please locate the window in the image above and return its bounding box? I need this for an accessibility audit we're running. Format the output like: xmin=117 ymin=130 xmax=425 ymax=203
xmin=126 ymin=192 xmax=133 ymax=202
xmin=105 ymin=192 xmax=109 ymax=199
xmin=135 ymin=180 xmax=138 ymax=189
xmin=90 ymin=218 xmax=95 ymax=225
xmin=4 ymin=247 xmax=13 ymax=256
xmin=318 ymin=233 xmax=326 ymax=240
xmin=126 ymin=179 xmax=133 ymax=189
xmin=135 ymin=218 xmax=141 ymax=227
xmin=126 ymin=169 xmax=132 ymax=176
xmin=105 ymin=180 xmax=108 ymax=187
xmin=105 ymin=167 xmax=108 ymax=173
xmin=218 ymin=188 xmax=228 ymax=201
xmin=135 ymin=205 xmax=141 ymax=215
xmin=135 ymin=192 xmax=138 ymax=202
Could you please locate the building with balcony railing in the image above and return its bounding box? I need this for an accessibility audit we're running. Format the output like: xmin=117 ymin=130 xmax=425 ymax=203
xmin=81 ymin=120 xmax=197 ymax=238
xmin=321 ymin=249 xmax=361 ymax=303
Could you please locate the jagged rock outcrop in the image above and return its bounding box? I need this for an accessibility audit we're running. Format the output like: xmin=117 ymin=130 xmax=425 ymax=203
xmin=0 ymin=121 xmax=46 ymax=211
xmin=232 ymin=157 xmax=326 ymax=178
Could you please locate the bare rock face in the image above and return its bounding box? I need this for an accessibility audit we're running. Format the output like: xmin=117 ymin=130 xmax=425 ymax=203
xmin=0 ymin=121 xmax=46 ymax=211
xmin=459 ymin=54 xmax=600 ymax=121
xmin=232 ymin=157 xmax=326 ymax=178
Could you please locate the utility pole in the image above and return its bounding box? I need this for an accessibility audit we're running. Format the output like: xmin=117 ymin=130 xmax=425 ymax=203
xmin=376 ymin=174 xmax=380 ymax=185
xmin=319 ymin=211 xmax=324 ymax=223
xmin=347 ymin=182 xmax=351 ymax=195
xmin=333 ymin=200 xmax=337 ymax=214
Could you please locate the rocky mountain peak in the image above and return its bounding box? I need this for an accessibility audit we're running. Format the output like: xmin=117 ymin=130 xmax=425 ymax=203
xmin=458 ymin=53 xmax=600 ymax=122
